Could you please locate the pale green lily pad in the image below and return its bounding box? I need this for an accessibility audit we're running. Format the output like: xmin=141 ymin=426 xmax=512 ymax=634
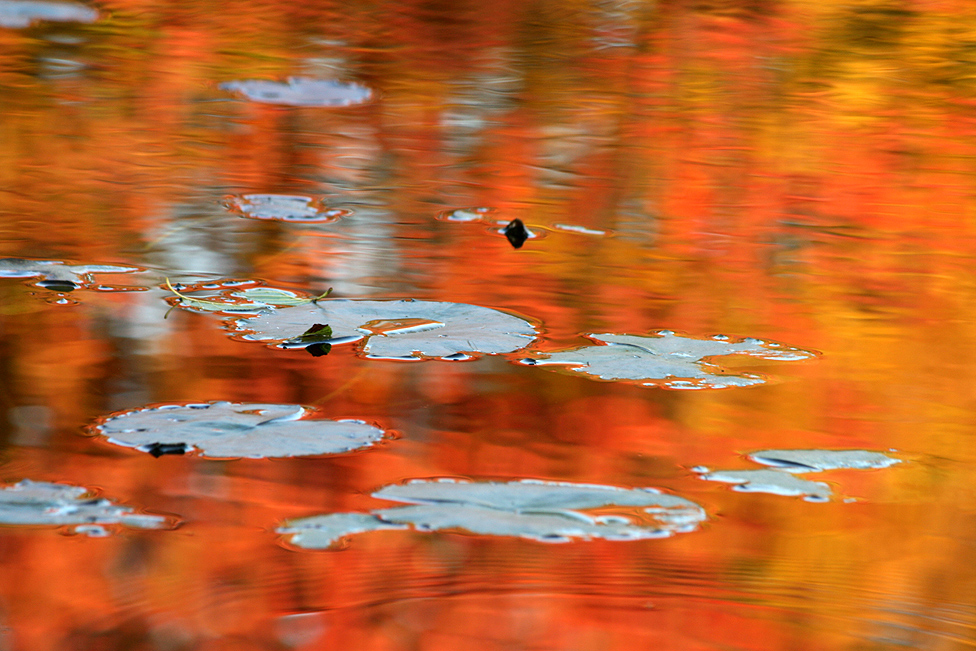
xmin=90 ymin=401 xmax=386 ymax=459
xmin=224 ymin=194 xmax=351 ymax=223
xmin=220 ymin=78 xmax=374 ymax=107
xmin=0 ymin=0 xmax=97 ymax=28
xmin=518 ymin=331 xmax=818 ymax=389
xmin=0 ymin=480 xmax=169 ymax=533
xmin=165 ymin=279 xmax=330 ymax=314
xmin=232 ymin=299 xmax=539 ymax=360
xmin=278 ymin=479 xmax=706 ymax=548
xmin=695 ymin=469 xmax=832 ymax=502
xmin=0 ymin=258 xmax=140 ymax=290
xmin=750 ymin=449 xmax=901 ymax=473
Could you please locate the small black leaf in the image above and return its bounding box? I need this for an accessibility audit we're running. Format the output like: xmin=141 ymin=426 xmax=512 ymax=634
xmin=503 ymin=219 xmax=529 ymax=249
xmin=144 ymin=442 xmax=189 ymax=458
xmin=306 ymin=342 xmax=332 ymax=357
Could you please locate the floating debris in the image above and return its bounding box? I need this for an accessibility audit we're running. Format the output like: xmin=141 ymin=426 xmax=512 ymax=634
xmin=0 ymin=0 xmax=97 ymax=28
xmin=90 ymin=402 xmax=387 ymax=459
xmin=233 ymin=299 xmax=539 ymax=360
xmin=220 ymin=78 xmax=374 ymax=107
xmin=224 ymin=194 xmax=351 ymax=223
xmin=279 ymin=478 xmax=706 ymax=548
xmin=518 ymin=331 xmax=818 ymax=389
xmin=0 ymin=480 xmax=169 ymax=534
xmin=503 ymin=219 xmax=529 ymax=249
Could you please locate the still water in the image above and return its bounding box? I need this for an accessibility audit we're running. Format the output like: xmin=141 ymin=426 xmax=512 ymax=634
xmin=1 ymin=0 xmax=975 ymax=649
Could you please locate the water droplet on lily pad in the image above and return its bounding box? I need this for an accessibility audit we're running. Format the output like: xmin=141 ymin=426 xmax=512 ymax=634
xmin=90 ymin=401 xmax=387 ymax=459
xmin=518 ymin=331 xmax=818 ymax=389
xmin=278 ymin=478 xmax=706 ymax=549
xmin=0 ymin=0 xmax=98 ymax=28
xmin=0 ymin=480 xmax=171 ymax=533
xmin=220 ymin=78 xmax=374 ymax=107
xmin=233 ymin=299 xmax=539 ymax=360
xmin=224 ymin=194 xmax=351 ymax=223
xmin=0 ymin=258 xmax=140 ymax=290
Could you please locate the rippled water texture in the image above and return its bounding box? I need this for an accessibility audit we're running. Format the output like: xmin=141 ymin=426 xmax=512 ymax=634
xmin=1 ymin=1 xmax=975 ymax=650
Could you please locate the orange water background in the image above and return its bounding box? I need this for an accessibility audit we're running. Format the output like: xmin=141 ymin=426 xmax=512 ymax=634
xmin=1 ymin=0 xmax=976 ymax=649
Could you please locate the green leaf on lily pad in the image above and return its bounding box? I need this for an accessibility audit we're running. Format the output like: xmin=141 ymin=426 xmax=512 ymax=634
xmin=0 ymin=480 xmax=171 ymax=534
xmin=278 ymin=478 xmax=706 ymax=549
xmin=518 ymin=331 xmax=818 ymax=389
xmin=90 ymin=401 xmax=387 ymax=459
xmin=232 ymin=299 xmax=539 ymax=360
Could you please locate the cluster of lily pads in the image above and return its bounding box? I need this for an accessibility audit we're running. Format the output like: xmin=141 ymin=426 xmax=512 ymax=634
xmin=0 ymin=7 xmax=903 ymax=545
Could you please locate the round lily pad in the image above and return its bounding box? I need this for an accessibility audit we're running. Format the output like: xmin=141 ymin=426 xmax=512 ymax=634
xmin=90 ymin=401 xmax=387 ymax=459
xmin=232 ymin=299 xmax=539 ymax=360
xmin=0 ymin=480 xmax=170 ymax=534
xmin=519 ymin=331 xmax=818 ymax=389
xmin=223 ymin=194 xmax=351 ymax=223
xmin=0 ymin=258 xmax=140 ymax=291
xmin=278 ymin=478 xmax=706 ymax=548
xmin=220 ymin=78 xmax=374 ymax=107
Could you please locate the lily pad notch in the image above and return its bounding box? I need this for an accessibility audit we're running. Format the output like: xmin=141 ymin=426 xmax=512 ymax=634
xmin=518 ymin=330 xmax=819 ymax=389
xmin=278 ymin=478 xmax=707 ymax=549
xmin=88 ymin=401 xmax=390 ymax=459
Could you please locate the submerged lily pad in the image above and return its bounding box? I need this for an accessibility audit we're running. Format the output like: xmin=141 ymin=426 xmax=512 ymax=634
xmin=0 ymin=480 xmax=169 ymax=534
xmin=695 ymin=448 xmax=901 ymax=501
xmin=0 ymin=258 xmax=140 ymax=291
xmin=278 ymin=478 xmax=706 ymax=548
xmin=233 ymin=299 xmax=539 ymax=360
xmin=224 ymin=194 xmax=351 ymax=223
xmin=0 ymin=0 xmax=97 ymax=28
xmin=749 ymin=449 xmax=901 ymax=473
xmin=220 ymin=78 xmax=374 ymax=107
xmin=518 ymin=331 xmax=818 ymax=389
xmin=90 ymin=401 xmax=387 ymax=459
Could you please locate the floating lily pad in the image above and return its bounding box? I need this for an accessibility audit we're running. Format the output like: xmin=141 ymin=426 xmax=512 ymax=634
xmin=695 ymin=449 xmax=901 ymax=502
xmin=695 ymin=469 xmax=832 ymax=502
xmin=164 ymin=279 xmax=331 ymax=314
xmin=552 ymin=223 xmax=610 ymax=236
xmin=220 ymin=78 xmax=374 ymax=107
xmin=0 ymin=480 xmax=169 ymax=534
xmin=0 ymin=0 xmax=97 ymax=28
xmin=435 ymin=207 xmax=497 ymax=223
xmin=233 ymin=299 xmax=539 ymax=360
xmin=90 ymin=401 xmax=387 ymax=459
xmin=278 ymin=479 xmax=706 ymax=548
xmin=223 ymin=194 xmax=351 ymax=223
xmin=518 ymin=331 xmax=818 ymax=389
xmin=0 ymin=258 xmax=140 ymax=291
xmin=749 ymin=449 xmax=901 ymax=473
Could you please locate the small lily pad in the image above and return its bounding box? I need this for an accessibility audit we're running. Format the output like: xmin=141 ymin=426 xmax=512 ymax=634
xmin=224 ymin=194 xmax=351 ymax=223
xmin=233 ymin=299 xmax=539 ymax=360
xmin=435 ymin=207 xmax=497 ymax=223
xmin=220 ymin=78 xmax=374 ymax=107
xmin=749 ymin=449 xmax=901 ymax=473
xmin=695 ymin=468 xmax=832 ymax=502
xmin=90 ymin=401 xmax=387 ymax=459
xmin=0 ymin=480 xmax=169 ymax=533
xmin=0 ymin=0 xmax=97 ymax=28
xmin=278 ymin=479 xmax=706 ymax=548
xmin=518 ymin=331 xmax=818 ymax=389
xmin=0 ymin=258 xmax=140 ymax=291
xmin=164 ymin=279 xmax=330 ymax=314
xmin=551 ymin=223 xmax=610 ymax=236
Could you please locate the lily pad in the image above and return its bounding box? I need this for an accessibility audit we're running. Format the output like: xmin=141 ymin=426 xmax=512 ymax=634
xmin=0 ymin=0 xmax=97 ymax=28
xmin=233 ymin=299 xmax=539 ymax=360
xmin=749 ymin=449 xmax=901 ymax=473
xmin=0 ymin=480 xmax=169 ymax=534
xmin=164 ymin=279 xmax=331 ymax=314
xmin=220 ymin=78 xmax=374 ymax=107
xmin=0 ymin=258 xmax=140 ymax=291
xmin=223 ymin=194 xmax=351 ymax=223
xmin=278 ymin=478 xmax=706 ymax=548
xmin=89 ymin=401 xmax=387 ymax=459
xmin=436 ymin=207 xmax=497 ymax=223
xmin=695 ymin=468 xmax=832 ymax=502
xmin=518 ymin=331 xmax=818 ymax=389
xmin=552 ymin=223 xmax=610 ymax=236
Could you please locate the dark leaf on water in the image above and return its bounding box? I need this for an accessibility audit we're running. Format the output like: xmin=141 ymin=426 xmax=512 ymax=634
xmin=143 ymin=442 xmax=189 ymax=458
xmin=504 ymin=219 xmax=529 ymax=249
xmin=36 ymin=280 xmax=78 ymax=292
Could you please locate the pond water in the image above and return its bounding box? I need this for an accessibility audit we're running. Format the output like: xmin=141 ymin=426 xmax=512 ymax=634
xmin=1 ymin=1 xmax=975 ymax=649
